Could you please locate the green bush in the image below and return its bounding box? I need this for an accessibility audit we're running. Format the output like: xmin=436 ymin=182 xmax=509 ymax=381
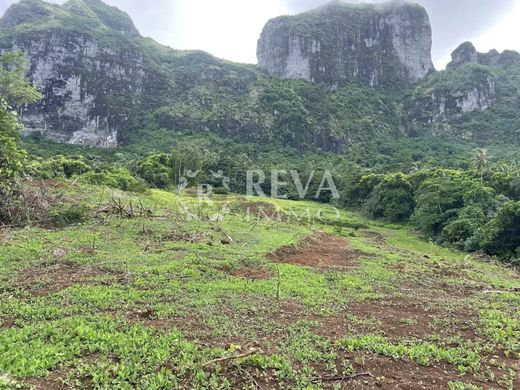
xmin=82 ymin=169 xmax=147 ymax=192
xmin=0 ymin=51 xmax=41 ymax=193
xmin=364 ymin=173 xmax=414 ymax=222
xmin=136 ymin=153 xmax=171 ymax=189
xmin=440 ymin=205 xmax=486 ymax=249
xmin=30 ymin=156 xmax=92 ymax=179
xmin=49 ymin=205 xmax=90 ymax=228
xmin=481 ymin=201 xmax=520 ymax=262
xmin=412 ymin=170 xmax=468 ymax=237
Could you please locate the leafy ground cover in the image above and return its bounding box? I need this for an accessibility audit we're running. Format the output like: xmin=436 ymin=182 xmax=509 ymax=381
xmin=0 ymin=181 xmax=518 ymax=389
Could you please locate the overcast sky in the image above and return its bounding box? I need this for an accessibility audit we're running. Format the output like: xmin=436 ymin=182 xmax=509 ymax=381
xmin=0 ymin=0 xmax=519 ymax=69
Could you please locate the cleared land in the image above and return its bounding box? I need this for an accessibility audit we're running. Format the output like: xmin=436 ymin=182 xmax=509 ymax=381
xmin=0 ymin=182 xmax=518 ymax=389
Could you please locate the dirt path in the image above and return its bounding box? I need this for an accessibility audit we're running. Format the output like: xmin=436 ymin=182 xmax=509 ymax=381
xmin=268 ymin=233 xmax=370 ymax=268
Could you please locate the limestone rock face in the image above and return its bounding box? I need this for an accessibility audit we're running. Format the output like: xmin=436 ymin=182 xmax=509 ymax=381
xmin=426 ymin=75 xmax=496 ymax=123
xmin=12 ymin=31 xmax=145 ymax=147
xmin=407 ymin=47 xmax=501 ymax=135
xmin=448 ymin=42 xmax=520 ymax=69
xmin=0 ymin=0 xmax=145 ymax=147
xmin=257 ymin=0 xmax=435 ymax=87
xmin=410 ymin=42 xmax=520 ymax=130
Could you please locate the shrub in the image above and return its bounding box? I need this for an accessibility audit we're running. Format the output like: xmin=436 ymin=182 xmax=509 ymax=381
xmin=0 ymin=182 xmax=65 ymax=227
xmin=136 ymin=154 xmax=171 ymax=189
xmin=0 ymin=51 xmax=41 ymax=194
xmin=440 ymin=205 xmax=486 ymax=249
xmin=30 ymin=156 xmax=92 ymax=179
xmin=481 ymin=201 xmax=520 ymax=262
xmin=412 ymin=171 xmax=468 ymax=237
xmin=82 ymin=169 xmax=147 ymax=192
xmin=49 ymin=205 xmax=90 ymax=228
xmin=364 ymin=173 xmax=414 ymax=222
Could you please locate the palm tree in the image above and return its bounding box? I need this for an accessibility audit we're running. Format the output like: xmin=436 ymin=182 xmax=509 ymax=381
xmin=472 ymin=148 xmax=490 ymax=183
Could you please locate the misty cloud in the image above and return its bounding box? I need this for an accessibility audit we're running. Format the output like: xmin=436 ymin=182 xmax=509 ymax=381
xmin=281 ymin=0 xmax=517 ymax=66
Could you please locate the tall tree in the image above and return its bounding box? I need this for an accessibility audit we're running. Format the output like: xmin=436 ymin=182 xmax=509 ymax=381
xmin=472 ymin=148 xmax=490 ymax=183
xmin=0 ymin=51 xmax=41 ymax=191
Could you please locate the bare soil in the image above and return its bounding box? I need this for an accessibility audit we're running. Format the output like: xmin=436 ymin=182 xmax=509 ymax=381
xmin=268 ymin=233 xmax=371 ymax=269
xmin=28 ymin=179 xmax=66 ymax=189
xmin=225 ymin=266 xmax=274 ymax=280
xmin=16 ymin=261 xmax=127 ymax=296
xmin=240 ymin=202 xmax=283 ymax=221
xmin=347 ymin=355 xmax=476 ymax=389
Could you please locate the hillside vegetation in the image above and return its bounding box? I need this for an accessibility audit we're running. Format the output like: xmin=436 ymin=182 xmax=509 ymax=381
xmin=0 ymin=182 xmax=518 ymax=389
xmin=2 ymin=0 xmax=520 ymax=150
xmin=0 ymin=2 xmax=519 ymax=388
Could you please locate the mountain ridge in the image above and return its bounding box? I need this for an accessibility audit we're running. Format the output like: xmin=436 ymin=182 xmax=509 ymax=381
xmin=0 ymin=0 xmax=519 ymax=150
xmin=0 ymin=0 xmax=140 ymax=37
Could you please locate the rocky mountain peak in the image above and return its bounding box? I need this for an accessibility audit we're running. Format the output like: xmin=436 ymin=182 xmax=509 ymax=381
xmin=448 ymin=42 xmax=520 ymax=69
xmin=0 ymin=0 xmax=140 ymax=37
xmin=64 ymin=0 xmax=140 ymax=37
xmin=257 ymin=0 xmax=435 ymax=87
xmin=0 ymin=0 xmax=53 ymax=28
xmin=447 ymin=41 xmax=478 ymax=68
xmin=0 ymin=0 xmax=145 ymax=147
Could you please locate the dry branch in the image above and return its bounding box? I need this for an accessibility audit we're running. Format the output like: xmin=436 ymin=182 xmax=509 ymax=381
xmin=315 ymin=372 xmax=374 ymax=383
xmin=202 ymin=348 xmax=260 ymax=367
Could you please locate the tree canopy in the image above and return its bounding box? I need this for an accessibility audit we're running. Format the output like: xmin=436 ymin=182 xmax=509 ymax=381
xmin=0 ymin=51 xmax=41 ymax=190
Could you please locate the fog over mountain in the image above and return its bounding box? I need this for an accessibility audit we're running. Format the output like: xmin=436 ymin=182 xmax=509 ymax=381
xmin=0 ymin=0 xmax=517 ymax=68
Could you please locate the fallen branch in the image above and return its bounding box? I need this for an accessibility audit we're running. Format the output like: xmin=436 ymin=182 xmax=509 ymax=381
xmin=239 ymin=368 xmax=264 ymax=390
xmin=483 ymin=288 xmax=520 ymax=294
xmin=315 ymin=372 xmax=374 ymax=383
xmin=202 ymin=348 xmax=260 ymax=367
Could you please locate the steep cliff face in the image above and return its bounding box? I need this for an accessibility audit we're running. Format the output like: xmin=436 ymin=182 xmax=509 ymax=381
xmin=257 ymin=0 xmax=435 ymax=87
xmin=408 ymin=67 xmax=496 ymax=134
xmin=407 ymin=42 xmax=520 ymax=139
xmin=448 ymin=42 xmax=520 ymax=69
xmin=11 ymin=31 xmax=146 ymax=146
xmin=0 ymin=0 xmax=409 ymax=152
xmin=0 ymin=0 xmax=145 ymax=146
xmin=2 ymin=0 xmax=519 ymax=150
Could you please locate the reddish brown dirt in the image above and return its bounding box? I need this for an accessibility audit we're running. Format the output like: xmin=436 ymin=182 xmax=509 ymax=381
xmin=346 ymin=355 xmax=480 ymax=390
xmin=309 ymin=298 xmax=476 ymax=342
xmin=350 ymin=299 xmax=440 ymax=338
xmin=347 ymin=353 xmax=519 ymax=389
xmin=216 ymin=350 xmax=510 ymax=390
xmin=131 ymin=299 xmax=307 ymax=351
xmin=240 ymin=202 xmax=283 ymax=221
xmin=16 ymin=261 xmax=127 ymax=296
xmin=220 ymin=266 xmax=274 ymax=280
xmin=0 ymin=318 xmax=16 ymax=329
xmin=23 ymin=369 xmax=70 ymax=390
xmin=268 ymin=233 xmax=370 ymax=269
xmin=28 ymin=179 xmax=66 ymax=189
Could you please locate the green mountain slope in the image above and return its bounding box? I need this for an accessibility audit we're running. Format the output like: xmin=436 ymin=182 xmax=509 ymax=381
xmin=0 ymin=0 xmax=407 ymax=151
xmin=1 ymin=0 xmax=520 ymax=151
xmin=407 ymin=42 xmax=520 ymax=144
